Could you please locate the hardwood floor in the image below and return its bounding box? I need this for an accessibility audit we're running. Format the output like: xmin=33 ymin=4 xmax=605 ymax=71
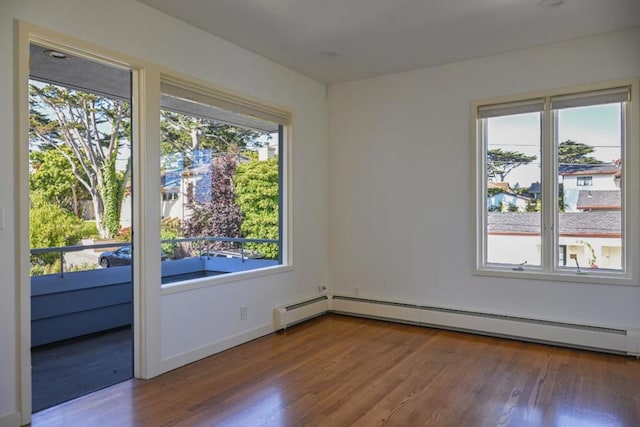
xmin=30 ymin=314 xmax=640 ymax=426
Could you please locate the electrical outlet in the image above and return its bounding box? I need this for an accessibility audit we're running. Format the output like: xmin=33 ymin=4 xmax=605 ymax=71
xmin=318 ymin=284 xmax=327 ymax=292
xmin=353 ymin=287 xmax=359 ymax=296
xmin=240 ymin=306 xmax=248 ymax=320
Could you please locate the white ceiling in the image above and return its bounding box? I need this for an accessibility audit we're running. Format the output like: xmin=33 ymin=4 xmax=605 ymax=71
xmin=137 ymin=0 xmax=640 ymax=84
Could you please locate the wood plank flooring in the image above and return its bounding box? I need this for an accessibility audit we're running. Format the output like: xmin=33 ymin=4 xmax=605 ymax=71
xmin=30 ymin=314 xmax=640 ymax=426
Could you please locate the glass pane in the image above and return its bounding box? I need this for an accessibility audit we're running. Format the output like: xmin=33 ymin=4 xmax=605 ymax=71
xmin=29 ymin=80 xmax=133 ymax=275
xmin=556 ymin=103 xmax=623 ymax=271
xmin=485 ymin=112 xmax=542 ymax=266
xmin=160 ymin=93 xmax=282 ymax=285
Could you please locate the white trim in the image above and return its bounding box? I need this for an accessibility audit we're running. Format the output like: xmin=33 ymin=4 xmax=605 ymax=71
xmin=134 ymin=65 xmax=164 ymax=379
xmin=16 ymin=21 xmax=32 ymax=427
xmin=159 ymin=324 xmax=273 ymax=374
xmin=0 ymin=412 xmax=21 ymax=427
xmin=161 ymin=265 xmax=294 ymax=295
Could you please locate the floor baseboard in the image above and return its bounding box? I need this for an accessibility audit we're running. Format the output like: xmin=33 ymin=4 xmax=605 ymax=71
xmin=0 ymin=411 xmax=21 ymax=427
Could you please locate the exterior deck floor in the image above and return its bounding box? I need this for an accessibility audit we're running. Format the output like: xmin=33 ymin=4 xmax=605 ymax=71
xmin=31 ymin=326 xmax=132 ymax=413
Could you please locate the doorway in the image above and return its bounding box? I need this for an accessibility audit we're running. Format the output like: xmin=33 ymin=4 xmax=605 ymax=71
xmin=28 ymin=42 xmax=134 ymax=412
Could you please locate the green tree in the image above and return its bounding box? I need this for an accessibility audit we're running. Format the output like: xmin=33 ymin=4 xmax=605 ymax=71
xmin=558 ymin=140 xmax=602 ymax=165
xmin=235 ymin=157 xmax=279 ymax=259
xmin=487 ymin=149 xmax=536 ymax=182
xmin=29 ymin=83 xmax=131 ymax=238
xmin=30 ymin=194 xmax=84 ymax=273
xmin=30 ymin=146 xmax=91 ymax=217
xmin=160 ymin=111 xmax=262 ymax=168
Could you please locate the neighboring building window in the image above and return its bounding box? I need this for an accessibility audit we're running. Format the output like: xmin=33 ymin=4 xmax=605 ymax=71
xmin=576 ymin=176 xmax=593 ymax=186
xmin=475 ymin=84 xmax=634 ymax=281
xmin=158 ymin=80 xmax=288 ymax=285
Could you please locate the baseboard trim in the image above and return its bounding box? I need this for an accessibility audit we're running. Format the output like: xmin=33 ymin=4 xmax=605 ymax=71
xmin=159 ymin=323 xmax=273 ymax=374
xmin=0 ymin=411 xmax=21 ymax=427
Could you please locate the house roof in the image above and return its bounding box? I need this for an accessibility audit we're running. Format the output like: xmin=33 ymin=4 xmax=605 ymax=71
xmin=487 ymin=212 xmax=621 ymax=236
xmin=576 ymin=190 xmax=621 ymax=210
xmin=559 ymin=163 xmax=621 ymax=176
xmin=487 ymin=182 xmax=511 ymax=191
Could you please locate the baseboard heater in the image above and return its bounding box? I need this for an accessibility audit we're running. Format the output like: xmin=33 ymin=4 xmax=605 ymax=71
xmin=273 ymin=294 xmax=640 ymax=356
xmin=273 ymin=296 xmax=330 ymax=330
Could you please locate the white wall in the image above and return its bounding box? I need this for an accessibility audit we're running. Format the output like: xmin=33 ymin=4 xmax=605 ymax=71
xmin=328 ymin=29 xmax=640 ymax=329
xmin=0 ymin=0 xmax=328 ymax=421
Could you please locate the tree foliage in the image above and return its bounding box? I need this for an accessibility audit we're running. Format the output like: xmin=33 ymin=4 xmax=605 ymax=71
xmin=487 ymin=149 xmax=537 ymax=182
xmin=181 ymin=154 xmax=243 ymax=250
xmin=160 ymin=111 xmax=262 ymax=168
xmin=30 ymin=194 xmax=84 ymax=270
xmin=558 ymin=140 xmax=602 ymax=165
xmin=29 ymin=146 xmax=91 ymax=217
xmin=235 ymin=157 xmax=279 ymax=259
xmin=29 ymin=83 xmax=131 ymax=238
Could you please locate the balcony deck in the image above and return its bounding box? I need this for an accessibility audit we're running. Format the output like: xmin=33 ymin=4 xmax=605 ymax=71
xmin=32 ymin=327 xmax=132 ymax=413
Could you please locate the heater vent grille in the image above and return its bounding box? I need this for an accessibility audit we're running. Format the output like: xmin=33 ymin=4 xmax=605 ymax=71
xmin=332 ymin=296 xmax=626 ymax=335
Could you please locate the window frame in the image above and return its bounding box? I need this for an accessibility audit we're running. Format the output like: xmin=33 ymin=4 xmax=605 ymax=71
xmin=576 ymin=176 xmax=593 ymax=187
xmin=472 ymin=79 xmax=639 ymax=286
xmin=157 ymin=74 xmax=293 ymax=294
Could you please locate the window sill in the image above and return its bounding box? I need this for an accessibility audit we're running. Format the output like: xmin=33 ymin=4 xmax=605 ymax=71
xmin=473 ymin=266 xmax=636 ymax=287
xmin=161 ymin=264 xmax=294 ymax=295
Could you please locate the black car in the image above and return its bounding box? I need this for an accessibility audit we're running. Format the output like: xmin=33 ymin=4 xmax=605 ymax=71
xmin=98 ymin=246 xmax=132 ymax=268
xmin=99 ymin=246 xmax=171 ymax=267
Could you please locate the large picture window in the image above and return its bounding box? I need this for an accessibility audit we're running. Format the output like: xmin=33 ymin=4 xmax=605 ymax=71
xmin=158 ymin=80 xmax=288 ymax=285
xmin=474 ymin=83 xmax=636 ymax=283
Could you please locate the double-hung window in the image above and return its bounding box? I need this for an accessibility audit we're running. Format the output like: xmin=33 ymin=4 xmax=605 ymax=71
xmin=474 ymin=81 xmax=637 ymax=284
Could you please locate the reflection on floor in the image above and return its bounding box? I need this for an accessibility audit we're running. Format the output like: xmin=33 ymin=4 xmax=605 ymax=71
xmin=31 ymin=326 xmax=132 ymax=413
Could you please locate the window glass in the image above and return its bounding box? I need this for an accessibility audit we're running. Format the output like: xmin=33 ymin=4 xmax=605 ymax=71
xmin=159 ymin=92 xmax=283 ymax=285
xmin=556 ymin=103 xmax=623 ymax=271
xmin=484 ymin=112 xmax=542 ymax=266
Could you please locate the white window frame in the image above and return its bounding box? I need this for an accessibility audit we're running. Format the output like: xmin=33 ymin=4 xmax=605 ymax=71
xmin=472 ymin=79 xmax=639 ymax=286
xmin=576 ymin=176 xmax=593 ymax=187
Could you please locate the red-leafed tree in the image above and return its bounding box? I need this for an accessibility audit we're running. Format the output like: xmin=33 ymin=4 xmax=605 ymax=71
xmin=181 ymin=154 xmax=243 ymax=250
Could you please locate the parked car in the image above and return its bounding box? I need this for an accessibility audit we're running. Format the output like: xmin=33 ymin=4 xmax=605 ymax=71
xmin=99 ymin=246 xmax=170 ymax=267
xmin=201 ymin=249 xmax=264 ymax=259
xmin=99 ymin=246 xmax=132 ymax=268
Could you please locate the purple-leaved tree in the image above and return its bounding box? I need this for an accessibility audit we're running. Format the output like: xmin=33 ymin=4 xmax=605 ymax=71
xmin=182 ymin=153 xmax=243 ymax=250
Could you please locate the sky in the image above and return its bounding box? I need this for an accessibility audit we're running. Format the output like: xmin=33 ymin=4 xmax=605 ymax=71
xmin=487 ymin=103 xmax=622 ymax=187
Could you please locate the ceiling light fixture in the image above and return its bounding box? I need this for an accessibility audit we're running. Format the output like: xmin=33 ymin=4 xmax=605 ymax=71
xmin=43 ymin=49 xmax=67 ymax=59
xmin=539 ymin=0 xmax=564 ymax=8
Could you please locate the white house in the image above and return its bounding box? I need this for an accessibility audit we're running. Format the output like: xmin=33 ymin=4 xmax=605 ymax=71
xmin=487 ymin=192 xmax=531 ymax=212
xmin=560 ymin=163 xmax=621 ymax=212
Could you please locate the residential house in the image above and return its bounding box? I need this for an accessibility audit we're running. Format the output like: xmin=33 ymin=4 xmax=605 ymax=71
xmin=560 ymin=163 xmax=622 ymax=211
xmin=487 ymin=191 xmax=531 ymax=212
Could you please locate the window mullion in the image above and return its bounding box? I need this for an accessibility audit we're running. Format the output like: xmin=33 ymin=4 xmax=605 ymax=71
xmin=541 ymin=102 xmax=555 ymax=273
